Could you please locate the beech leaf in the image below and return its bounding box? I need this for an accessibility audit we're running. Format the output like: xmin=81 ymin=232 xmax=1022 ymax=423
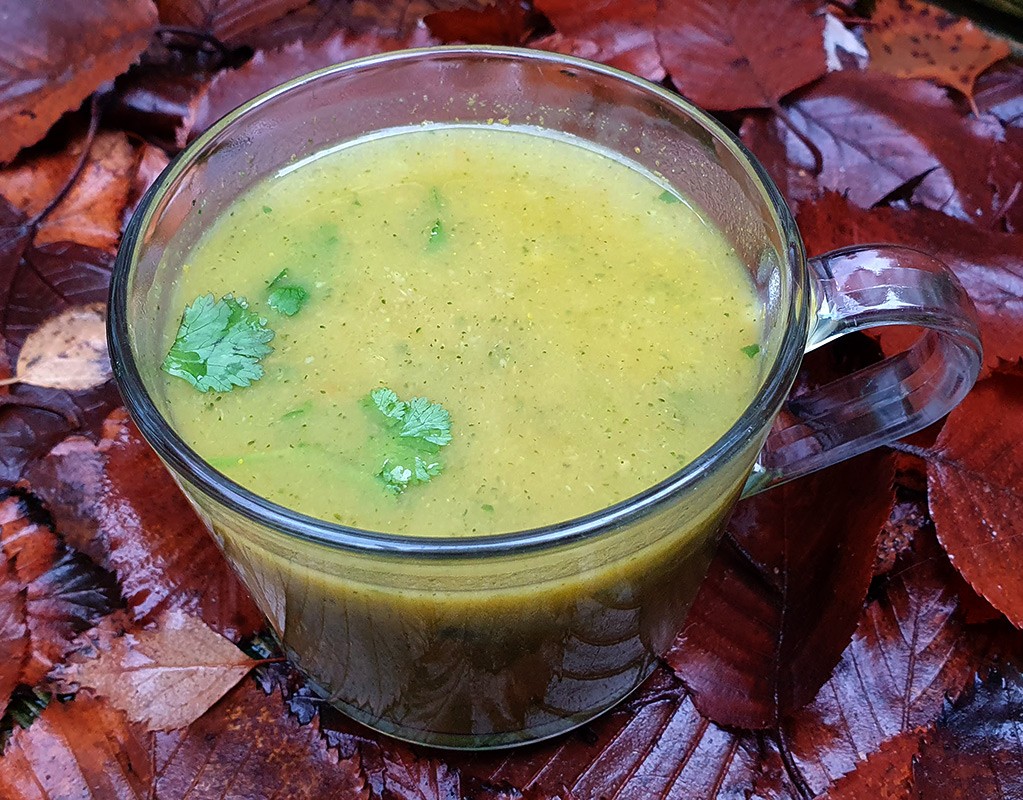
xmin=665 ymin=451 xmax=895 ymax=729
xmin=1 ymin=304 xmax=111 ymax=392
xmin=0 ymin=0 xmax=157 ymax=164
xmin=0 ymin=547 xmax=27 ymax=717
xmin=783 ymin=537 xmax=977 ymax=794
xmin=863 ymin=0 xmax=1011 ymax=101
xmin=820 ymin=733 xmax=920 ymax=800
xmin=654 ymin=0 xmax=826 ymax=112
xmin=156 ymin=0 xmax=311 ymax=45
xmin=926 ymin=375 xmax=1023 ymax=629
xmin=974 ymin=60 xmax=1023 ymax=128
xmin=913 ymin=668 xmax=1023 ymax=798
xmin=68 ymin=609 xmax=256 ymax=731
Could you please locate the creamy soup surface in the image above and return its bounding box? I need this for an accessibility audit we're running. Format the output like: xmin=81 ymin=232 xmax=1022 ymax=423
xmin=160 ymin=125 xmax=764 ymax=536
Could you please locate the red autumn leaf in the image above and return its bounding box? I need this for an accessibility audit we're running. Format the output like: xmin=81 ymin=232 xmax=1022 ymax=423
xmin=426 ymin=0 xmax=538 ymax=47
xmin=530 ymin=0 xmax=665 ymax=82
xmin=739 ymin=110 xmax=821 ymax=208
xmin=654 ymin=0 xmax=826 ymax=112
xmin=762 ymin=70 xmax=1001 ymax=222
xmin=0 ymin=695 xmax=155 ymax=799
xmin=665 ymin=451 xmax=895 ymax=729
xmin=125 ymin=143 xmax=172 ymax=222
xmin=989 ymin=126 xmax=1023 ymax=234
xmin=179 ymin=28 xmax=436 ymax=144
xmin=863 ymin=0 xmax=1010 ymax=102
xmin=344 ymin=0 xmax=496 ymax=37
xmin=875 ymin=492 xmax=930 ymax=577
xmin=926 ymin=375 xmax=1023 ymax=629
xmin=0 ymin=0 xmax=157 ymax=165
xmin=820 ymin=732 xmax=920 ymax=800
xmin=379 ymin=745 xmax=462 ymax=800
xmin=782 ymin=536 xmax=977 ymax=794
xmin=0 ymin=131 xmax=138 ymax=252
xmin=974 ymin=59 xmax=1023 ymax=128
xmin=0 ymin=546 xmax=27 ymax=716
xmin=913 ymin=668 xmax=1023 ymax=798
xmin=154 ymin=679 xmax=370 ymax=798
xmin=455 ymin=669 xmax=798 ymax=799
xmin=156 ymin=0 xmax=311 ymax=45
xmin=797 ymin=192 xmax=1023 ymax=374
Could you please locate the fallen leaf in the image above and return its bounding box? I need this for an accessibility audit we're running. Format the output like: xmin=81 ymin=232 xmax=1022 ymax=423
xmin=797 ymin=192 xmax=1023 ymax=373
xmin=0 ymin=695 xmax=155 ymax=798
xmin=156 ymin=0 xmax=310 ymax=45
xmin=765 ymin=71 xmax=1001 ymax=222
xmin=974 ymin=59 xmax=1023 ymax=128
xmin=823 ymin=12 xmax=868 ymax=72
xmin=913 ymin=668 xmax=1023 ymax=798
xmin=92 ymin=410 xmax=264 ymax=640
xmin=125 ymin=143 xmax=171 ymax=222
xmin=455 ymin=668 xmax=797 ymax=799
xmin=926 ymin=375 xmax=1023 ymax=629
xmin=379 ymin=745 xmax=462 ymax=800
xmin=988 ymin=126 xmax=1023 ymax=234
xmin=179 ymin=28 xmax=436 ymax=144
xmin=0 ymin=547 xmax=27 ymax=716
xmin=68 ymin=609 xmax=255 ymax=730
xmin=665 ymin=451 xmax=895 ymax=729
xmin=655 ymin=0 xmax=826 ymax=111
xmin=0 ymin=131 xmax=138 ymax=251
xmin=344 ymin=0 xmax=495 ymax=36
xmin=783 ymin=536 xmax=977 ymax=794
xmin=875 ymin=492 xmax=930 ymax=576
xmin=426 ymin=0 xmax=538 ymax=46
xmin=864 ymin=0 xmax=1010 ymax=101
xmin=0 ymin=0 xmax=157 ymax=164
xmin=2 ymin=304 xmax=111 ymax=392
xmin=820 ymin=733 xmax=920 ymax=800
xmin=154 ymin=679 xmax=370 ymax=799
xmin=531 ymin=0 xmax=665 ymax=82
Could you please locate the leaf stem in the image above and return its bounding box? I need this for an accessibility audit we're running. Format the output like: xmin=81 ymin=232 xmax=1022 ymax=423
xmin=885 ymin=441 xmax=934 ymax=460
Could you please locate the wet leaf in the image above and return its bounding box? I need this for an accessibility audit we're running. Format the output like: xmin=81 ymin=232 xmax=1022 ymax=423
xmin=665 ymin=451 xmax=895 ymax=729
xmin=655 ymin=0 xmax=826 ymax=111
xmin=67 ymin=609 xmax=255 ymax=730
xmin=0 ymin=695 xmax=155 ymax=798
xmin=0 ymin=547 xmax=28 ymax=717
xmin=532 ymin=0 xmax=665 ymax=81
xmin=179 ymin=28 xmax=436 ymax=144
xmin=821 ymin=733 xmax=920 ymax=800
xmin=344 ymin=0 xmax=495 ymax=36
xmin=426 ymin=0 xmax=538 ymax=46
xmin=864 ymin=0 xmax=1010 ymax=101
xmin=380 ymin=745 xmax=462 ymax=800
xmin=783 ymin=537 xmax=977 ymax=794
xmin=0 ymin=131 xmax=138 ymax=251
xmin=156 ymin=0 xmax=311 ymax=45
xmin=3 ymin=304 xmax=111 ymax=392
xmin=913 ymin=667 xmax=1023 ymax=799
xmin=974 ymin=59 xmax=1023 ymax=128
xmin=926 ymin=375 xmax=1023 ymax=629
xmin=764 ymin=71 xmax=1002 ymax=222
xmin=0 ymin=0 xmax=157 ymax=164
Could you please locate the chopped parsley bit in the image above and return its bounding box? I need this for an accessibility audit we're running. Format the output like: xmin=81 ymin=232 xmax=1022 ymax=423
xmin=741 ymin=343 xmax=761 ymax=358
xmin=368 ymin=387 xmax=452 ymax=495
xmin=262 ymin=205 xmax=273 ymax=214
xmin=162 ymin=293 xmax=274 ymax=393
xmin=658 ymin=190 xmax=682 ymax=204
xmin=266 ymin=269 xmax=309 ymax=316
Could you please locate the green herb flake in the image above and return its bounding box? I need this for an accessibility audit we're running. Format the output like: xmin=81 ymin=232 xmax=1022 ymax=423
xmin=367 ymin=387 xmax=452 ymax=495
xmin=262 ymin=205 xmax=273 ymax=214
xmin=162 ymin=293 xmax=274 ymax=393
xmin=658 ymin=190 xmax=682 ymax=204
xmin=378 ymin=456 xmax=442 ymax=495
xmin=741 ymin=343 xmax=761 ymax=358
xmin=267 ymin=269 xmax=309 ymax=316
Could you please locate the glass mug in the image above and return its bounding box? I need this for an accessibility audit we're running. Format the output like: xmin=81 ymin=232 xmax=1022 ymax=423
xmin=109 ymin=47 xmax=981 ymax=749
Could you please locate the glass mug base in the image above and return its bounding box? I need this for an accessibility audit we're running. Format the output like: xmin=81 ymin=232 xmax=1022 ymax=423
xmin=110 ymin=47 xmax=980 ymax=749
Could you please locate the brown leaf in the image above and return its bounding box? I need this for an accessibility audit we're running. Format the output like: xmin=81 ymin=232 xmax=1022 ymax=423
xmin=0 ymin=131 xmax=138 ymax=251
xmin=456 ymin=669 xmax=796 ymax=799
xmin=864 ymin=0 xmax=1010 ymax=101
xmin=926 ymin=375 xmax=1023 ymax=629
xmin=154 ymin=679 xmax=370 ymax=798
xmin=0 ymin=0 xmax=157 ymax=164
xmin=0 ymin=695 xmax=155 ymax=798
xmin=156 ymin=0 xmax=311 ymax=44
xmin=0 ymin=546 xmax=27 ymax=716
xmin=531 ymin=0 xmax=665 ymax=82
xmin=3 ymin=304 xmax=111 ymax=392
xmin=179 ymin=28 xmax=436 ymax=144
xmin=875 ymin=492 xmax=930 ymax=576
xmin=783 ymin=537 xmax=976 ymax=794
xmin=913 ymin=668 xmax=1023 ymax=799
xmin=764 ymin=71 xmax=1002 ymax=222
xmin=655 ymin=0 xmax=826 ymax=112
xmin=69 ymin=609 xmax=255 ymax=730
xmin=345 ymin=0 xmax=495 ymax=36
xmin=126 ymin=143 xmax=171 ymax=220
xmin=426 ymin=0 xmax=538 ymax=46
xmin=974 ymin=59 xmax=1023 ymax=128
xmin=665 ymin=451 xmax=895 ymax=729
xmin=797 ymin=192 xmax=1023 ymax=373
xmin=380 ymin=745 xmax=462 ymax=800
xmin=88 ymin=410 xmax=263 ymax=640
xmin=821 ymin=732 xmax=920 ymax=800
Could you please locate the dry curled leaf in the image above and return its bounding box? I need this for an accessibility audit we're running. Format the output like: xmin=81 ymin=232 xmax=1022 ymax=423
xmin=1 ymin=304 xmax=111 ymax=392
xmin=864 ymin=0 xmax=1011 ymax=102
xmin=67 ymin=609 xmax=255 ymax=731
xmin=0 ymin=0 xmax=157 ymax=164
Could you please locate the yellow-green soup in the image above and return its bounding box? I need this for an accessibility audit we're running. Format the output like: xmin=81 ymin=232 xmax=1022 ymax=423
xmin=162 ymin=125 xmax=763 ymax=536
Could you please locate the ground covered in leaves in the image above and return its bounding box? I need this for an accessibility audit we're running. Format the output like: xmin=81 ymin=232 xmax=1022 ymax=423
xmin=0 ymin=0 xmax=1022 ymax=798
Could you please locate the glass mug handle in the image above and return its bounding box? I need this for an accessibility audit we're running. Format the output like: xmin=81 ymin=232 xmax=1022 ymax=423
xmin=742 ymin=245 xmax=982 ymax=496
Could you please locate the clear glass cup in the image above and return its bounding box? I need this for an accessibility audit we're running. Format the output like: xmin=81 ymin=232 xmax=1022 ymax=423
xmin=108 ymin=47 xmax=982 ymax=749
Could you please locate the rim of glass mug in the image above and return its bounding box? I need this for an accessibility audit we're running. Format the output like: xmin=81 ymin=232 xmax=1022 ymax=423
xmin=107 ymin=45 xmax=815 ymax=557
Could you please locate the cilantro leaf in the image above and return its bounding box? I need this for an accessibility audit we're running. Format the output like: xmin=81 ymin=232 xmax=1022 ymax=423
xmin=370 ymin=387 xmax=407 ymax=420
xmin=741 ymin=343 xmax=761 ymax=358
xmin=398 ymin=396 xmax=452 ymax=446
xmin=267 ymin=269 xmax=309 ymax=316
xmin=367 ymin=388 xmax=452 ymax=495
xmin=162 ymin=293 xmax=274 ymax=393
xmin=378 ymin=456 xmax=442 ymax=495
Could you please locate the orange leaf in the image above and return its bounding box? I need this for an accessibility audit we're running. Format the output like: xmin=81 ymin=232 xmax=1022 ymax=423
xmin=864 ymin=0 xmax=1011 ymax=102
